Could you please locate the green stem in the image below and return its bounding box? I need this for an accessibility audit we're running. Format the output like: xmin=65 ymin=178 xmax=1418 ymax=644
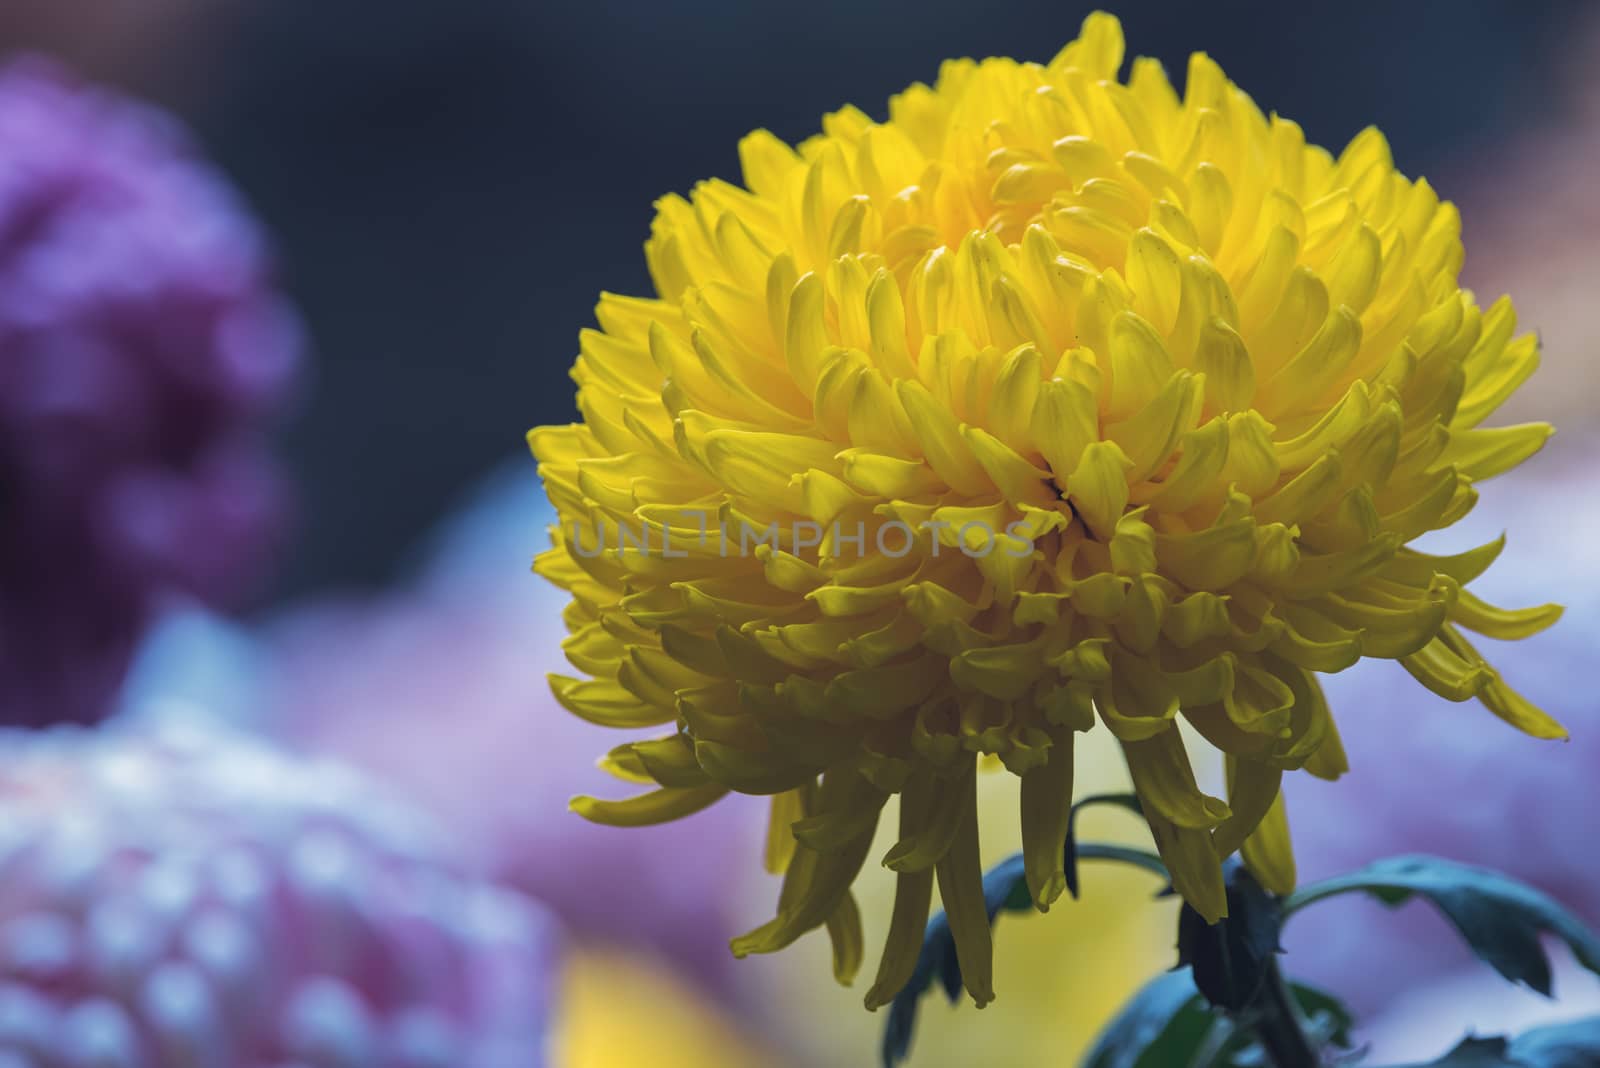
xmin=1186 ymin=1016 xmax=1237 ymax=1068
xmin=1250 ymin=958 xmax=1320 ymax=1068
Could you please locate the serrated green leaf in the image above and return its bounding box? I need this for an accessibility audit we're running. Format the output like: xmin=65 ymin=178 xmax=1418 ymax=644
xmin=1285 ymin=855 xmax=1600 ymax=996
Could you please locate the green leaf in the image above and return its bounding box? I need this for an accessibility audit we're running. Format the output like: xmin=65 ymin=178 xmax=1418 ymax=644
xmin=1065 ymin=793 xmax=1148 ymax=897
xmin=1508 ymin=1015 xmax=1600 ymax=1067
xmin=1285 ymin=855 xmax=1600 ymax=996
xmin=1081 ymin=972 xmax=1355 ymax=1068
xmin=983 ymin=853 xmax=1035 ymax=918
xmin=1076 ymin=843 xmax=1172 ymax=884
xmin=1288 ymin=981 xmax=1355 ymax=1050
xmin=1082 ymin=970 xmax=1213 ymax=1068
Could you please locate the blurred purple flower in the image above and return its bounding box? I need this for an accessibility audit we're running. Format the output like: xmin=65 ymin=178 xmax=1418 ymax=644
xmin=258 ymin=466 xmax=766 ymax=996
xmin=1282 ymin=441 xmax=1600 ymax=1013
xmin=0 ymin=58 xmax=303 ymax=728
xmin=0 ymin=718 xmax=560 ymax=1067
xmin=1359 ymin=955 xmax=1600 ymax=1064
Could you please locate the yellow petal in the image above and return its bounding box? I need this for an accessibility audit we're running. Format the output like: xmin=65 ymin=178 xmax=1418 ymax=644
xmin=625 ymin=733 xmax=710 ymax=788
xmin=896 ymin=380 xmax=992 ymax=496
xmin=1020 ymin=728 xmax=1076 ymax=911
xmin=1065 ymin=440 xmax=1134 ymax=540
xmin=933 ymin=770 xmax=994 ymax=1007
xmin=765 ymin=788 xmax=807 ymax=874
xmin=864 ymin=783 xmax=937 ymax=1009
xmin=1449 ymin=588 xmax=1563 ymax=640
xmin=1212 ymin=757 xmax=1281 ymax=858
xmin=1032 ymin=377 xmax=1100 ymax=484
xmin=1108 ymin=311 xmax=1177 ymax=419
xmin=1438 ymin=423 xmax=1553 ymax=481
xmin=550 ymin=675 xmax=675 ymax=728
xmin=1124 ymin=729 xmax=1230 ymax=829
xmin=694 ymin=740 xmax=817 ymax=795
xmin=1145 ymin=808 xmax=1226 ymax=923
xmin=571 ymin=783 xmax=729 ymax=827
xmin=784 ymin=272 xmax=831 ymax=395
xmin=1137 ymin=416 xmax=1230 ymax=512
xmin=883 ymin=763 xmax=973 ymax=872
xmin=1105 ymin=371 xmax=1203 ymax=483
xmin=1239 ymin=788 xmax=1296 ymax=895
xmin=825 ymin=892 xmax=865 ymax=986
xmin=1399 ymin=637 xmax=1492 ymax=702
xmin=731 ymin=773 xmax=883 ymax=957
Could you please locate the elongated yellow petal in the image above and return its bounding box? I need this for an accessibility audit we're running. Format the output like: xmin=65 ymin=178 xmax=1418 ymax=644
xmin=694 ymin=740 xmax=818 ymax=795
xmin=765 ymin=788 xmax=807 ymax=874
xmin=732 ymin=775 xmax=884 ymax=957
xmin=1213 ymin=757 xmax=1282 ymax=859
xmin=864 ymin=780 xmax=939 ymax=1010
xmin=597 ymin=744 xmax=655 ymax=784
xmin=571 ymin=783 xmax=729 ymax=827
xmin=1439 ymin=423 xmax=1553 ymax=480
xmin=1400 ymin=637 xmax=1492 ymax=702
xmin=825 ymin=891 xmax=865 ymax=985
xmin=1449 ymin=588 xmax=1563 ymax=640
xmin=550 ymin=675 xmax=676 ymax=728
xmin=1477 ymin=675 xmax=1568 ymax=741
xmin=625 ymin=734 xmax=710 ymax=788
xmin=1145 ymin=807 xmax=1227 ymax=923
xmin=1240 ymin=788 xmax=1297 ymax=895
xmin=883 ymin=763 xmax=973 ymax=872
xmin=896 ymin=380 xmax=991 ymax=495
xmin=1019 ymin=728 xmax=1076 ymax=910
xmin=1066 ymin=440 xmax=1134 ymax=540
xmin=1125 ymin=729 xmax=1231 ymax=830
xmin=934 ymin=771 xmax=994 ymax=1007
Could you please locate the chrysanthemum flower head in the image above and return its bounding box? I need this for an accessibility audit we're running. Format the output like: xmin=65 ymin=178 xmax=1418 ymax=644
xmin=0 ymin=719 xmax=560 ymax=1066
xmin=0 ymin=58 xmax=304 ymax=729
xmin=530 ymin=12 xmax=1560 ymax=1007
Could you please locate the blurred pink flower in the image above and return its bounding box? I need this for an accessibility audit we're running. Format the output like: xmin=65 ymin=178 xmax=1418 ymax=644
xmin=261 ymin=470 xmax=766 ymax=995
xmin=0 ymin=58 xmax=303 ymax=728
xmin=0 ymin=719 xmax=559 ymax=1067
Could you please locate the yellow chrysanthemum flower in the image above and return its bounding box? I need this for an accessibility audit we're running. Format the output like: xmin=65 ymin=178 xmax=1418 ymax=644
xmin=530 ymin=11 xmax=1562 ymax=1007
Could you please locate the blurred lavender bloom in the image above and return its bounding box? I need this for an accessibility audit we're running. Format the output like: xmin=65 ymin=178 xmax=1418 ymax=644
xmin=1283 ymin=441 xmax=1600 ymax=1013
xmin=259 ymin=464 xmax=766 ymax=995
xmin=0 ymin=58 xmax=303 ymax=728
xmin=0 ymin=716 xmax=561 ymax=1067
xmin=1359 ymin=955 xmax=1600 ymax=1064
